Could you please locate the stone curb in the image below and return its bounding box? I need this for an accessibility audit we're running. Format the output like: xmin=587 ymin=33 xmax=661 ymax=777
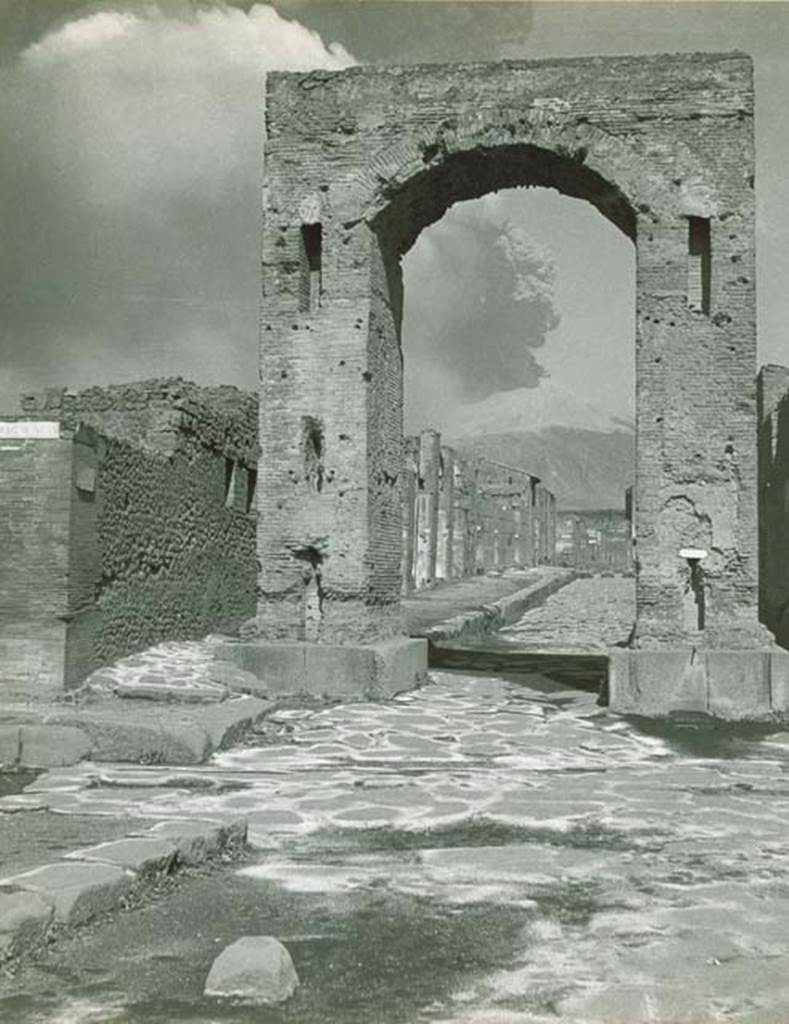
xmin=420 ymin=568 xmax=578 ymax=645
xmin=0 ymin=816 xmax=248 ymax=963
xmin=0 ymin=696 xmax=268 ymax=770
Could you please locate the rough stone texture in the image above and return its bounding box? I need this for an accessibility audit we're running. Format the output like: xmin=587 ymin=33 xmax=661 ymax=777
xmin=208 ymin=660 xmax=269 ymax=697
xmin=3 ymin=861 xmax=134 ymax=926
xmin=608 ymin=647 xmax=789 ymax=719
xmin=19 ymin=378 xmax=258 ymax=465
xmin=0 ymin=887 xmax=54 ymax=961
xmin=141 ymin=817 xmax=247 ymax=866
xmin=18 ymin=725 xmax=92 ymax=769
xmin=260 ymin=53 xmax=760 ymax=656
xmin=757 ymin=364 xmax=789 ymax=649
xmin=66 ymin=837 xmax=178 ymax=876
xmin=1 ymin=695 xmax=267 ymax=766
xmin=204 ymin=935 xmax=299 ymax=1005
xmin=1 ymin=379 xmax=258 ymax=691
xmin=112 ymin=677 xmax=228 ymax=703
xmin=0 ymin=725 xmax=21 ymax=768
xmin=213 ymin=637 xmax=427 ymax=699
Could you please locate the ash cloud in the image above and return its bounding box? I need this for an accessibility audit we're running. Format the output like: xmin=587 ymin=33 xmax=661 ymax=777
xmin=402 ymin=200 xmax=560 ymax=429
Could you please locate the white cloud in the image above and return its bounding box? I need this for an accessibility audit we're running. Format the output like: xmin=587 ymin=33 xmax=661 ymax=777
xmin=23 ymin=4 xmax=353 ymax=70
xmin=0 ymin=5 xmax=355 ymax=413
xmin=23 ymin=11 xmax=140 ymax=64
xmin=16 ymin=4 xmax=354 ymax=205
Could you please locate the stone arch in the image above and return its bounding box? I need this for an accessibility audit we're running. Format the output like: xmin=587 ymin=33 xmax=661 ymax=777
xmin=258 ymin=54 xmax=759 ymax=657
xmin=347 ymin=114 xmax=710 ymax=252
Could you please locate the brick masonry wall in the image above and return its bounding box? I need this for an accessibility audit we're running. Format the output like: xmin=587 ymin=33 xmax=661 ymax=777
xmin=263 ymin=52 xmax=760 ymax=650
xmin=757 ymin=364 xmax=789 ymax=649
xmin=0 ymin=429 xmax=72 ymax=695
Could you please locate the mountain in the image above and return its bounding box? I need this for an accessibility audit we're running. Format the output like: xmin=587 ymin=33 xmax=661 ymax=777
xmin=451 ymin=426 xmax=634 ymax=511
xmin=439 ymin=379 xmax=634 ymax=438
xmin=437 ymin=382 xmax=634 ymax=511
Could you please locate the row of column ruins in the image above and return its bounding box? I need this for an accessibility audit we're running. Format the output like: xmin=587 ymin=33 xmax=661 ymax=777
xmin=401 ymin=429 xmax=556 ymax=594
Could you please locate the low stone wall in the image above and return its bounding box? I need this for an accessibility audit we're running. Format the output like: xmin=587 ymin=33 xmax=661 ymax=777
xmin=402 ymin=429 xmax=556 ymax=593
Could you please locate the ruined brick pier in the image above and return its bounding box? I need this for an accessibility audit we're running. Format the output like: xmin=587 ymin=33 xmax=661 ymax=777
xmin=239 ymin=51 xmax=789 ymax=716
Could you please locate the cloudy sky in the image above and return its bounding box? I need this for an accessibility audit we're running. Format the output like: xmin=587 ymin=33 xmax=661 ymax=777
xmin=1 ymin=1 xmax=787 ymax=434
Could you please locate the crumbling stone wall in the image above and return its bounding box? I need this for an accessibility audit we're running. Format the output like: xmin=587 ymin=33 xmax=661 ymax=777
xmin=402 ymin=431 xmax=554 ymax=589
xmin=262 ymin=53 xmax=760 ymax=651
xmin=2 ymin=381 xmax=258 ymax=689
xmin=20 ymin=378 xmax=258 ymax=464
xmin=757 ymin=364 xmax=789 ymax=649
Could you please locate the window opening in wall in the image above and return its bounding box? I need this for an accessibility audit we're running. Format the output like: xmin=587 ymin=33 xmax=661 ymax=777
xmin=224 ymin=458 xmax=236 ymax=508
xmin=687 ymin=216 xmax=711 ymax=314
xmin=302 ymin=416 xmax=325 ymax=492
xmin=299 ymin=223 xmax=322 ymax=313
xmin=246 ymin=467 xmax=258 ymax=513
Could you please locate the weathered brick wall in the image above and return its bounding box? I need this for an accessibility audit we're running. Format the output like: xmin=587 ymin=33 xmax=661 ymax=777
xmin=263 ymin=53 xmax=760 ymax=650
xmin=757 ymin=364 xmax=789 ymax=649
xmin=5 ymin=381 xmax=258 ymax=689
xmin=0 ymin=426 xmax=72 ymax=695
xmin=402 ymin=431 xmax=553 ymax=587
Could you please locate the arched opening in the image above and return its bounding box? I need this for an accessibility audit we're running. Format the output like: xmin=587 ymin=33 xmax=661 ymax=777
xmin=366 ymin=143 xmax=637 ymax=597
xmin=259 ymin=55 xmax=760 ymax=664
xmin=399 ymin=185 xmax=636 ymax=590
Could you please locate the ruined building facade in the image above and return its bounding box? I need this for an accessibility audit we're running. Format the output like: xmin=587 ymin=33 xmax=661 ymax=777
xmin=0 ymin=382 xmax=556 ymax=693
xmin=0 ymin=381 xmax=258 ymax=695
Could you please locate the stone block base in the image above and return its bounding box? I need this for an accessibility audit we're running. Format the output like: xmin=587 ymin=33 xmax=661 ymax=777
xmin=608 ymin=647 xmax=789 ymax=721
xmin=212 ymin=638 xmax=428 ymax=700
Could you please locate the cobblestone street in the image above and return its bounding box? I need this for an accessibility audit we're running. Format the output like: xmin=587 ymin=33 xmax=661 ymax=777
xmin=500 ymin=575 xmax=635 ymax=651
xmin=4 ymin=576 xmax=789 ymax=1024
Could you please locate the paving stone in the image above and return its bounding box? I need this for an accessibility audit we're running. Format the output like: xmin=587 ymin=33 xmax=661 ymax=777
xmin=115 ymin=676 xmax=228 ymax=702
xmin=3 ymin=861 xmax=134 ymax=926
xmin=0 ymin=886 xmax=54 ymax=960
xmin=0 ymin=725 xmax=20 ymax=767
xmin=208 ymin=661 xmax=269 ymax=698
xmin=142 ymin=816 xmax=246 ymax=864
xmin=19 ymin=725 xmax=92 ymax=768
xmin=66 ymin=837 xmax=178 ymax=875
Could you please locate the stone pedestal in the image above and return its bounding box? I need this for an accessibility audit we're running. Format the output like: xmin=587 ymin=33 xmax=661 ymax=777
xmin=608 ymin=646 xmax=789 ymax=721
xmin=213 ymin=638 xmax=428 ymax=700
